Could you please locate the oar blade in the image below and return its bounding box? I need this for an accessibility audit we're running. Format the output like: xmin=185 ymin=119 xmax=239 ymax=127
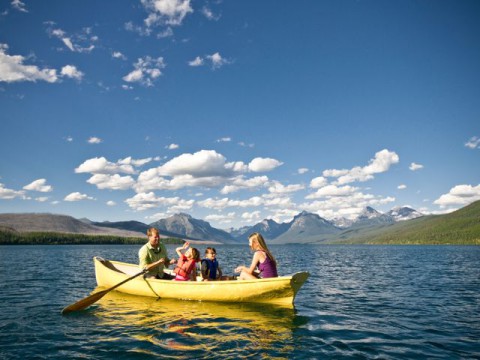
xmin=61 ymin=289 xmax=108 ymax=315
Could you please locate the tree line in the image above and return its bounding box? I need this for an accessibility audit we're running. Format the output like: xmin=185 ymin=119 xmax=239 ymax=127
xmin=0 ymin=230 xmax=183 ymax=245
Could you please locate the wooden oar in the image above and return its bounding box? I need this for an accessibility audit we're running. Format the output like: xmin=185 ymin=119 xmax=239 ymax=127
xmin=61 ymin=268 xmax=147 ymax=315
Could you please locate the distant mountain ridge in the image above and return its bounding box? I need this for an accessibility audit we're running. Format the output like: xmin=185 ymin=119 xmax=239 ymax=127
xmin=0 ymin=213 xmax=145 ymax=238
xmin=6 ymin=203 xmax=478 ymax=246
xmin=150 ymin=213 xmax=238 ymax=244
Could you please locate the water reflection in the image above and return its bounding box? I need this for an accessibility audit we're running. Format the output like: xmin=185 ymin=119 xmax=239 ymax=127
xmin=94 ymin=291 xmax=300 ymax=358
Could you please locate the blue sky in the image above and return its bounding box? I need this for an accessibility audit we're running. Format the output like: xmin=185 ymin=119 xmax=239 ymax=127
xmin=1 ymin=0 xmax=479 ymax=229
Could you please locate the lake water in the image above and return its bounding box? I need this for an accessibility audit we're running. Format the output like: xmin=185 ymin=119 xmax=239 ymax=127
xmin=1 ymin=244 xmax=479 ymax=359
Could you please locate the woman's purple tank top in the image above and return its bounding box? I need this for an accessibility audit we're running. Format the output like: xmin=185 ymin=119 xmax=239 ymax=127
xmin=257 ymin=252 xmax=278 ymax=278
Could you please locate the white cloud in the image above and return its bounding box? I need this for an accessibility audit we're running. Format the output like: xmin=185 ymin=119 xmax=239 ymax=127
xmin=267 ymin=181 xmax=305 ymax=194
xmin=23 ymin=179 xmax=53 ymax=192
xmin=205 ymin=212 xmax=236 ymax=224
xmin=11 ymin=0 xmax=27 ymax=12
xmin=118 ymin=156 xmax=153 ymax=167
xmin=75 ymin=157 xmax=136 ymax=175
xmin=189 ymin=52 xmax=230 ymax=69
xmin=465 ymin=136 xmax=480 ymax=149
xmin=241 ymin=211 xmax=261 ymax=222
xmin=207 ymin=52 xmax=229 ymax=69
xmin=248 ymin=157 xmax=283 ymax=172
xmin=198 ymin=196 xmax=264 ymax=210
xmin=310 ymin=176 xmax=327 ymax=188
xmin=112 ymin=51 xmax=127 ymax=60
xmin=298 ymin=168 xmax=309 ymax=174
xmin=216 ymin=137 xmax=231 ymax=143
xmin=0 ymin=183 xmax=25 ymax=199
xmin=123 ymin=56 xmax=166 ymax=86
xmin=323 ymin=149 xmax=399 ymax=184
xmin=306 ymin=184 xmax=358 ymax=199
xmin=434 ymin=184 xmax=480 ymax=208
xmin=157 ymin=150 xmax=231 ymax=177
xmin=409 ymin=162 xmax=424 ymax=171
xmin=0 ymin=44 xmax=58 ymax=83
xmin=106 ymin=200 xmax=116 ymax=206
xmin=125 ymin=192 xmax=194 ymax=211
xmin=398 ymin=184 xmax=407 ymax=190
xmin=61 ymin=65 xmax=84 ymax=80
xmin=166 ymin=143 xmax=179 ymax=150
xmin=64 ymin=192 xmax=95 ymax=201
xmin=35 ymin=197 xmax=49 ymax=202
xmin=220 ymin=176 xmax=269 ymax=194
xmin=87 ymin=137 xmax=102 ymax=144
xmin=188 ymin=56 xmax=204 ymax=67
xmin=141 ymin=0 xmax=193 ymax=27
xmin=87 ymin=174 xmax=136 ymax=190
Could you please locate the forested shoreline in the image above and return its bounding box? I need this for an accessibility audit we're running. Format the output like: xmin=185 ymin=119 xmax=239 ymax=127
xmin=0 ymin=230 xmax=183 ymax=245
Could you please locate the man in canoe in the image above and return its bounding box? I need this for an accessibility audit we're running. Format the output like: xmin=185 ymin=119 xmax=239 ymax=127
xmin=139 ymin=227 xmax=176 ymax=279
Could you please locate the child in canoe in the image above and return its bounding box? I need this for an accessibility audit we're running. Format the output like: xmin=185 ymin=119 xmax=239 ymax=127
xmin=200 ymin=247 xmax=223 ymax=281
xmin=173 ymin=242 xmax=200 ymax=281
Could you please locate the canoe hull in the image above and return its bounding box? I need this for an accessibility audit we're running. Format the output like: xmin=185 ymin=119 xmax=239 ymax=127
xmin=94 ymin=257 xmax=309 ymax=306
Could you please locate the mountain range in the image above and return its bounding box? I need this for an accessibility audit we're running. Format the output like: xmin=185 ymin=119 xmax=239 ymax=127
xmin=0 ymin=205 xmax=426 ymax=244
xmin=2 ymin=201 xmax=479 ymax=245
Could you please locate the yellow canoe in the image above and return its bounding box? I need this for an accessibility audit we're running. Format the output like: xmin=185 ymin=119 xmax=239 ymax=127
xmin=94 ymin=256 xmax=310 ymax=306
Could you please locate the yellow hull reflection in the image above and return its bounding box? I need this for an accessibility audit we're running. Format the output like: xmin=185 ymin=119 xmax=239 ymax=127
xmin=94 ymin=257 xmax=309 ymax=306
xmin=95 ymin=291 xmax=299 ymax=356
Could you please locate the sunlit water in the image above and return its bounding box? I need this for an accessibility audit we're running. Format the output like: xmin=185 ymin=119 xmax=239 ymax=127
xmin=1 ymin=244 xmax=479 ymax=359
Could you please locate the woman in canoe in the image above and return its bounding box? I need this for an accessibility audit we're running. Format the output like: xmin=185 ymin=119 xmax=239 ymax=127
xmin=235 ymin=232 xmax=278 ymax=280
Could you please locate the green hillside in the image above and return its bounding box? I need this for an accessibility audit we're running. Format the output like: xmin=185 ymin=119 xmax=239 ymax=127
xmin=333 ymin=200 xmax=480 ymax=245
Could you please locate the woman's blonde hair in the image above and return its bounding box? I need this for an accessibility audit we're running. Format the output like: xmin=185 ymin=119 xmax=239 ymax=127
xmin=248 ymin=232 xmax=276 ymax=265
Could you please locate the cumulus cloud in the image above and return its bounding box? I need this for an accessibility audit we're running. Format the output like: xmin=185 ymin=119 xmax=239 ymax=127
xmin=310 ymin=176 xmax=327 ymax=189
xmin=248 ymin=157 xmax=283 ymax=172
xmin=323 ymin=149 xmax=399 ymax=184
xmin=112 ymin=51 xmax=127 ymax=60
xmin=87 ymin=137 xmax=102 ymax=144
xmin=189 ymin=52 xmax=230 ymax=69
xmin=267 ymin=181 xmax=305 ymax=194
xmin=220 ymin=176 xmax=269 ymax=194
xmin=125 ymin=192 xmax=194 ymax=211
xmin=398 ymin=184 xmax=407 ymax=190
xmin=166 ymin=143 xmax=179 ymax=150
xmin=198 ymin=196 xmax=264 ymax=210
xmin=0 ymin=44 xmax=58 ymax=83
xmin=11 ymin=0 xmax=28 ymax=12
xmin=306 ymin=184 xmax=359 ymax=199
xmin=205 ymin=212 xmax=236 ymax=224
xmin=61 ymin=65 xmax=84 ymax=80
xmin=188 ymin=56 xmax=204 ymax=67
xmin=298 ymin=168 xmax=309 ymax=174
xmin=75 ymin=157 xmax=137 ymax=175
xmin=0 ymin=183 xmax=25 ymax=199
xmin=106 ymin=200 xmax=116 ymax=206
xmin=123 ymin=56 xmax=166 ymax=87
xmin=141 ymin=0 xmax=193 ymax=27
xmin=434 ymin=184 xmax=480 ymax=208
xmin=465 ymin=136 xmax=480 ymax=149
xmin=87 ymin=174 xmax=136 ymax=190
xmin=23 ymin=179 xmax=53 ymax=192
xmin=64 ymin=192 xmax=95 ymax=201
xmin=409 ymin=162 xmax=424 ymax=171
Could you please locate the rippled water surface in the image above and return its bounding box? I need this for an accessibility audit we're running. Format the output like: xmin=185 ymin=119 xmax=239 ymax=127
xmin=1 ymin=244 xmax=479 ymax=359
